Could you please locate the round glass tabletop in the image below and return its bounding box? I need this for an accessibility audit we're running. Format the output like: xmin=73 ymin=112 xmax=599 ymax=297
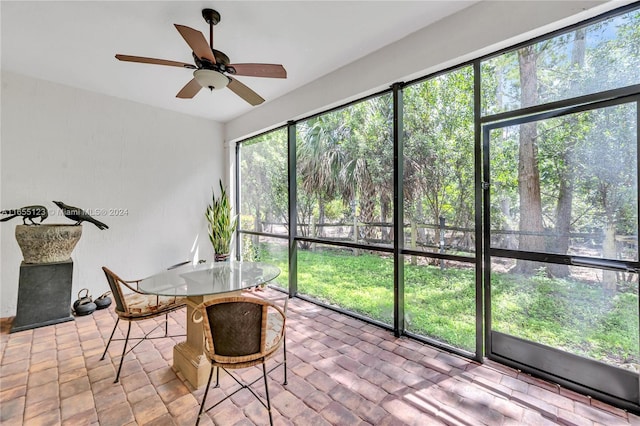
xmin=138 ymin=261 xmax=281 ymax=297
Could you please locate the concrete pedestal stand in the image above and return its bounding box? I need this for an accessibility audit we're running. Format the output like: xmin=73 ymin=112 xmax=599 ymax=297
xmin=10 ymin=224 xmax=81 ymax=333
xmin=11 ymin=260 xmax=74 ymax=333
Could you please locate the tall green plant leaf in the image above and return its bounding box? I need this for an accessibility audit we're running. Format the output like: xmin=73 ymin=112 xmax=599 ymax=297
xmin=206 ymin=179 xmax=238 ymax=255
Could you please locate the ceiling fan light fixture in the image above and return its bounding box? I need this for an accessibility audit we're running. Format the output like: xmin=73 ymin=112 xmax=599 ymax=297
xmin=193 ymin=69 xmax=229 ymax=90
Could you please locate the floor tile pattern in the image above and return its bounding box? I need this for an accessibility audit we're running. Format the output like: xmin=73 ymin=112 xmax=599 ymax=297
xmin=1 ymin=289 xmax=639 ymax=425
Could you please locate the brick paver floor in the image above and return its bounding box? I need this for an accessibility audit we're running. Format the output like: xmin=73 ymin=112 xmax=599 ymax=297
xmin=2 ymin=288 xmax=639 ymax=425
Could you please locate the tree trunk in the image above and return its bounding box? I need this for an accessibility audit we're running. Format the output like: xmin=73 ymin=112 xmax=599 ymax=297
xmin=602 ymin=221 xmax=617 ymax=293
xmin=514 ymin=45 xmax=545 ymax=274
xmin=500 ymin=197 xmax=517 ymax=250
xmin=310 ymin=215 xmax=316 ymax=252
xmin=549 ymin=173 xmax=574 ymax=277
xmin=411 ymin=219 xmax=417 ymax=265
xmin=416 ymin=202 xmax=426 ymax=243
xmin=252 ymin=209 xmax=260 ymax=252
xmin=359 ymin=175 xmax=377 ymax=240
xmin=550 ymin=28 xmax=585 ymax=278
xmin=318 ymin=200 xmax=326 ymax=238
xmin=380 ymin=195 xmax=391 ymax=242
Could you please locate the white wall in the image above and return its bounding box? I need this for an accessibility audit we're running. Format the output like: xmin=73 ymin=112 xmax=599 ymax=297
xmin=1 ymin=71 xmax=225 ymax=317
xmin=225 ymin=0 xmax=624 ymax=141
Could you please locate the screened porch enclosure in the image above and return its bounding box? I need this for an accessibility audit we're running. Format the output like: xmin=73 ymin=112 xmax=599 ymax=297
xmin=236 ymin=3 xmax=640 ymax=413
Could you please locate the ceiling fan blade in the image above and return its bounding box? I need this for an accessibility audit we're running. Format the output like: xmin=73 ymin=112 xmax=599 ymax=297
xmin=227 ymin=77 xmax=265 ymax=106
xmin=174 ymin=24 xmax=216 ymax=64
xmin=229 ymin=64 xmax=287 ymax=79
xmin=176 ymin=78 xmax=202 ymax=99
xmin=115 ymin=54 xmax=196 ymax=69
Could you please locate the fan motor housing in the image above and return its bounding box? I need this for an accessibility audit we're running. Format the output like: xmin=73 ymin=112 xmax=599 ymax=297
xmin=192 ymin=50 xmax=230 ymax=68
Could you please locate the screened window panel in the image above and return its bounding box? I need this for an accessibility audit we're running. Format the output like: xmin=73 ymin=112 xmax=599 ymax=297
xmin=296 ymin=94 xmax=394 ymax=248
xmin=491 ymin=257 xmax=639 ymax=369
xmin=488 ymin=102 xmax=638 ymax=261
xmin=404 ymin=256 xmax=476 ymax=353
xmin=239 ymin=129 xmax=289 ymax=235
xmin=239 ymin=234 xmax=288 ymax=290
xmin=481 ymin=8 xmax=640 ymax=116
xmin=296 ymin=242 xmax=394 ymax=327
xmin=403 ymin=66 xmax=475 ymax=256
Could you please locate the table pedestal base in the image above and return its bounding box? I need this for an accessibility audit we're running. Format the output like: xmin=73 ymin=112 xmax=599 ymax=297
xmin=173 ymin=341 xmax=211 ymax=389
xmin=173 ymin=291 xmax=240 ymax=389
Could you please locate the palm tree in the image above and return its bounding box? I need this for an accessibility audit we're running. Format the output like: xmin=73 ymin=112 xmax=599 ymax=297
xmin=297 ymin=95 xmax=394 ymax=245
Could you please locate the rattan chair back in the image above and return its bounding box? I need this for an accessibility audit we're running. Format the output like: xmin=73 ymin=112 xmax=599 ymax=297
xmin=102 ymin=267 xmax=129 ymax=313
xmin=195 ymin=296 xmax=285 ymax=368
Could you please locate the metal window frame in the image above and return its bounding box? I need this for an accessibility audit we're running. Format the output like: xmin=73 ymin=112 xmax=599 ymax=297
xmin=233 ymin=2 xmax=640 ymax=408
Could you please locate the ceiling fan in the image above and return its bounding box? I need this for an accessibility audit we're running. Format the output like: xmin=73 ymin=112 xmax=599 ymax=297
xmin=115 ymin=8 xmax=286 ymax=106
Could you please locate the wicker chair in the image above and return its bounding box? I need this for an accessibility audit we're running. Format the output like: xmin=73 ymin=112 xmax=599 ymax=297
xmin=244 ymin=291 xmax=289 ymax=385
xmin=193 ymin=296 xmax=286 ymax=426
xmin=100 ymin=266 xmax=186 ymax=383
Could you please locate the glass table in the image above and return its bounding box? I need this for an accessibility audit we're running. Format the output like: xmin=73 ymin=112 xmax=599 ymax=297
xmin=138 ymin=261 xmax=281 ymax=388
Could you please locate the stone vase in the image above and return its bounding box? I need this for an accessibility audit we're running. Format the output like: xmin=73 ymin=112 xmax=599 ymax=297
xmin=15 ymin=224 xmax=82 ymax=264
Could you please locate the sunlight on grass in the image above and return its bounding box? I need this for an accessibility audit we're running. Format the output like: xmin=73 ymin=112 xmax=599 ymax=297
xmin=405 ymin=261 xmax=476 ymax=352
xmin=297 ymin=248 xmax=394 ymax=325
xmin=492 ymin=270 xmax=639 ymax=365
xmin=253 ymin=241 xmax=638 ymax=366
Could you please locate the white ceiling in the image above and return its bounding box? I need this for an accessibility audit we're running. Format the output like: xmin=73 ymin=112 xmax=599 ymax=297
xmin=1 ymin=1 xmax=476 ymax=123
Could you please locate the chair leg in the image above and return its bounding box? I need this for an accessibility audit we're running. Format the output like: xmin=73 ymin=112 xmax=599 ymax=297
xmin=262 ymin=363 xmax=273 ymax=426
xmin=282 ymin=333 xmax=288 ymax=385
xmin=164 ymin=312 xmax=169 ymax=336
xmin=214 ymin=366 xmax=220 ymax=388
xmin=114 ymin=321 xmax=131 ymax=383
xmin=196 ymin=365 xmax=215 ymax=426
xmin=101 ymin=318 xmax=120 ymax=361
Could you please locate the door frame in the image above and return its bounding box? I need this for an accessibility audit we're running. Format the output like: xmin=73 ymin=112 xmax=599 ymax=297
xmin=482 ymin=94 xmax=640 ymax=410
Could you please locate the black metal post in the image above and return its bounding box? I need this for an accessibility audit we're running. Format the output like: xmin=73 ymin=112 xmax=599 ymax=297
xmin=636 ymin=98 xmax=640 ymax=404
xmin=474 ymin=60 xmax=485 ymax=363
xmin=235 ymin=143 xmax=241 ymax=260
xmin=392 ymin=82 xmax=405 ymax=337
xmin=288 ymin=121 xmax=298 ymax=297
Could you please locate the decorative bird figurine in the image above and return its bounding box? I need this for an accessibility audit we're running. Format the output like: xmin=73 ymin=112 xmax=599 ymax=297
xmin=53 ymin=201 xmax=109 ymax=230
xmin=0 ymin=205 xmax=48 ymax=225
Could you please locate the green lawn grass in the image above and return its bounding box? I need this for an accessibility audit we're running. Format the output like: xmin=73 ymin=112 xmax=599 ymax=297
xmin=253 ymin=241 xmax=639 ymax=366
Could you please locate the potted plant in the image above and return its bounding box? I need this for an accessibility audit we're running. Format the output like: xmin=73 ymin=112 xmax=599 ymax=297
xmin=206 ymin=179 xmax=238 ymax=261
